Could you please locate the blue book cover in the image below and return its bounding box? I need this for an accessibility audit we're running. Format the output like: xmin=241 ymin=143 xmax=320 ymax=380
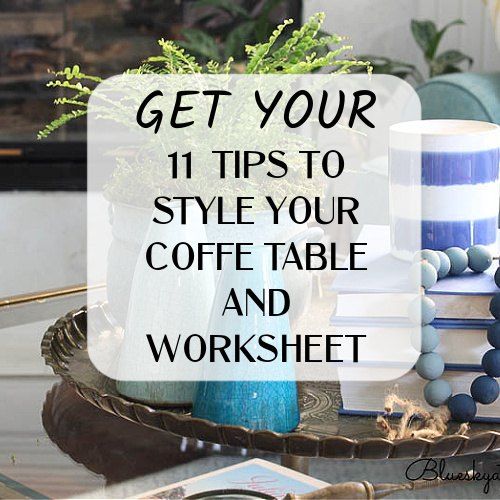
xmin=331 ymin=225 xmax=498 ymax=296
xmin=330 ymin=314 xmax=494 ymax=329
xmin=428 ymin=268 xmax=497 ymax=297
xmin=337 ymin=406 xmax=500 ymax=424
xmin=432 ymin=318 xmax=495 ymax=329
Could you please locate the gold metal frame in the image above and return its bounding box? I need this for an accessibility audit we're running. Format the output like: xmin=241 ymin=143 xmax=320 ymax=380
xmin=0 ymin=283 xmax=105 ymax=308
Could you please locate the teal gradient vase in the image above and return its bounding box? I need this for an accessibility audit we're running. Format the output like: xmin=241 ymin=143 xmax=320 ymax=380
xmin=192 ymin=246 xmax=300 ymax=432
xmin=193 ymin=380 xmax=299 ymax=433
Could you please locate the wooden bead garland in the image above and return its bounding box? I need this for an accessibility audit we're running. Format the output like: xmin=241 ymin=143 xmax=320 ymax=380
xmin=412 ymin=245 xmax=500 ymax=423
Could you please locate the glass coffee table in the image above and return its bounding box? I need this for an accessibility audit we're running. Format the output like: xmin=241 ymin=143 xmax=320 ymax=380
xmin=0 ymin=288 xmax=254 ymax=498
xmin=1 ymin=287 xmax=498 ymax=499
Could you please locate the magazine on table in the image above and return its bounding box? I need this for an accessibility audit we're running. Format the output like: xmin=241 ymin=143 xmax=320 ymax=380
xmin=136 ymin=458 xmax=328 ymax=499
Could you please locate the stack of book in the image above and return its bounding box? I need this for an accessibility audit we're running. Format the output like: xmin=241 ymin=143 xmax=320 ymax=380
xmin=331 ymin=225 xmax=500 ymax=422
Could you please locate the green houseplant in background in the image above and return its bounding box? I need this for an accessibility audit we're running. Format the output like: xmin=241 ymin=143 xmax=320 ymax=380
xmin=38 ymin=12 xmax=370 ymax=139
xmin=357 ymin=18 xmax=473 ymax=85
xmin=178 ymin=0 xmax=294 ymax=64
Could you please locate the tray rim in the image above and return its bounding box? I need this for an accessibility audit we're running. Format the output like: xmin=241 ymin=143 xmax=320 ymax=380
xmin=41 ymin=306 xmax=500 ymax=460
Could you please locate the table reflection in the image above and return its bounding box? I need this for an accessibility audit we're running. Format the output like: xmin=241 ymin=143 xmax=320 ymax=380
xmin=42 ymin=382 xmax=247 ymax=486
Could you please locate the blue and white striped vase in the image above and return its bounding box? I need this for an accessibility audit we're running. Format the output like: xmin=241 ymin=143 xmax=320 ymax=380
xmin=390 ymin=120 xmax=500 ymax=258
xmin=192 ymin=246 xmax=300 ymax=433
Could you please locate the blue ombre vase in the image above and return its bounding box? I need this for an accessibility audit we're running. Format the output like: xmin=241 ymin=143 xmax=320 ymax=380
xmin=389 ymin=120 xmax=500 ymax=258
xmin=192 ymin=246 xmax=300 ymax=433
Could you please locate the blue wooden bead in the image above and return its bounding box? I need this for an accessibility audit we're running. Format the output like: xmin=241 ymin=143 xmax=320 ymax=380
xmin=470 ymin=375 xmax=499 ymax=404
xmin=410 ymin=325 xmax=436 ymax=352
xmin=435 ymin=251 xmax=451 ymax=279
xmin=409 ymin=261 xmax=437 ymax=290
xmin=415 ymin=324 xmax=440 ymax=353
xmin=448 ymin=394 xmax=477 ymax=422
xmin=487 ymin=321 xmax=500 ymax=348
xmin=482 ymin=349 xmax=500 ymax=377
xmin=444 ymin=247 xmax=468 ymax=275
xmin=467 ymin=245 xmax=493 ymax=273
xmin=495 ymin=267 xmax=500 ymax=288
xmin=424 ymin=379 xmax=452 ymax=407
xmin=489 ymin=293 xmax=500 ymax=319
xmin=408 ymin=296 xmax=436 ymax=325
xmin=415 ymin=352 xmax=444 ymax=380
xmin=413 ymin=250 xmax=441 ymax=271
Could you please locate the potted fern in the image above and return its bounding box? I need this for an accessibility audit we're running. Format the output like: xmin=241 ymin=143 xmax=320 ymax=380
xmin=39 ymin=12 xmax=370 ymax=326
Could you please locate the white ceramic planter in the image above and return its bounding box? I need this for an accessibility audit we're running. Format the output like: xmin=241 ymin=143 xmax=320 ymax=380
xmin=115 ymin=202 xmax=215 ymax=405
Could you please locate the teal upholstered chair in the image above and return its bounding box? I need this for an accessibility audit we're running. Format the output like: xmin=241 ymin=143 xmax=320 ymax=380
xmin=417 ymin=72 xmax=500 ymax=124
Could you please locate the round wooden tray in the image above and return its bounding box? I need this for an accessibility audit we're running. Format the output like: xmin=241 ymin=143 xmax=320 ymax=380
xmin=41 ymin=304 xmax=500 ymax=460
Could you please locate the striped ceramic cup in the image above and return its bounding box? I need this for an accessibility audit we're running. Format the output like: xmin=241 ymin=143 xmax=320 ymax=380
xmin=389 ymin=120 xmax=500 ymax=259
